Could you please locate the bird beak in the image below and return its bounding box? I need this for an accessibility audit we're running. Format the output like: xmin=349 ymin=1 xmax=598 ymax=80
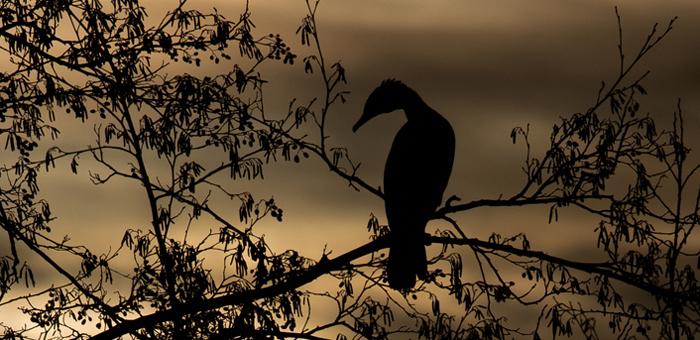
xmin=351 ymin=119 xmax=364 ymax=133
xmin=352 ymin=110 xmax=372 ymax=133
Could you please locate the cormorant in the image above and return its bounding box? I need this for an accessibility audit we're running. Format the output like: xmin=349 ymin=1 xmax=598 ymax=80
xmin=352 ymin=79 xmax=455 ymax=290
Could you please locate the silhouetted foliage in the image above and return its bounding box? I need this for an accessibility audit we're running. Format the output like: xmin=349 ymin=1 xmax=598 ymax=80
xmin=0 ymin=1 xmax=697 ymax=339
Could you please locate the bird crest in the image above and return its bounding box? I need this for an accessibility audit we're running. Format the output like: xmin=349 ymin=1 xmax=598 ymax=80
xmin=376 ymin=79 xmax=412 ymax=99
xmin=379 ymin=78 xmax=404 ymax=89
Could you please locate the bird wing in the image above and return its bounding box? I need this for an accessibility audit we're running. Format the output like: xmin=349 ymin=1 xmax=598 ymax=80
xmin=383 ymin=118 xmax=455 ymax=230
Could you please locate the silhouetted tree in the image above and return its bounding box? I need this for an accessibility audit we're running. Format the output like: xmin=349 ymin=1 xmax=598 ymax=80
xmin=0 ymin=1 xmax=696 ymax=339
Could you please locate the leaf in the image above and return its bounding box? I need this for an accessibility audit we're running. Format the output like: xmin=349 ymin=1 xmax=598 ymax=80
xmin=635 ymin=84 xmax=647 ymax=95
xmin=431 ymin=297 xmax=440 ymax=316
xmin=610 ymin=97 xmax=620 ymax=114
xmin=121 ymin=231 xmax=133 ymax=249
xmin=332 ymin=62 xmax=347 ymax=83
xmin=44 ymin=148 xmax=56 ymax=171
xmin=70 ymin=155 xmax=79 ymax=174
xmin=304 ymin=58 xmax=313 ymax=74
xmin=24 ymin=267 xmax=35 ymax=287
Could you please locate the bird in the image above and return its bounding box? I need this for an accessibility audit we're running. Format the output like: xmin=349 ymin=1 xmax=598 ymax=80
xmin=352 ymin=79 xmax=455 ymax=291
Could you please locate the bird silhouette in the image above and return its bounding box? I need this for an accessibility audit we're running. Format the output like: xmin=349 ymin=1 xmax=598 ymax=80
xmin=353 ymin=79 xmax=455 ymax=290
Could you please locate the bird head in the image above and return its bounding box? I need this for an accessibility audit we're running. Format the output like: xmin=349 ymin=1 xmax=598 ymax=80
xmin=352 ymin=79 xmax=408 ymax=132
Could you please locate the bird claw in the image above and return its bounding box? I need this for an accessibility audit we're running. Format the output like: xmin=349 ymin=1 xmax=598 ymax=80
xmin=423 ymin=232 xmax=431 ymax=245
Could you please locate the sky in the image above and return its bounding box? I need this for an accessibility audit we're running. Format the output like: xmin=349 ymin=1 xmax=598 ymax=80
xmin=27 ymin=0 xmax=700 ymax=256
xmin=234 ymin=0 xmax=700 ymax=254
xmin=2 ymin=0 xmax=700 ymax=335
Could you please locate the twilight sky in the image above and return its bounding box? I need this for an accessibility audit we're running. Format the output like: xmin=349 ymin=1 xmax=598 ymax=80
xmin=25 ymin=0 xmax=700 ymax=294
xmin=232 ymin=0 xmax=700 ymax=255
xmin=2 ymin=0 xmax=700 ymax=334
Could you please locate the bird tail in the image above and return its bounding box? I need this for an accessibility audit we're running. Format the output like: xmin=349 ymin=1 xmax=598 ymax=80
xmin=387 ymin=233 xmax=427 ymax=291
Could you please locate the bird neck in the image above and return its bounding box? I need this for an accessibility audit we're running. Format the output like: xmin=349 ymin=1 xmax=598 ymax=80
xmin=397 ymin=88 xmax=431 ymax=122
xmin=404 ymin=100 xmax=441 ymax=125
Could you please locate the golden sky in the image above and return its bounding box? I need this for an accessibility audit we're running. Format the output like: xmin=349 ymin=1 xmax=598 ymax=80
xmin=232 ymin=0 xmax=700 ymax=254
xmin=2 ymin=0 xmax=700 ymax=335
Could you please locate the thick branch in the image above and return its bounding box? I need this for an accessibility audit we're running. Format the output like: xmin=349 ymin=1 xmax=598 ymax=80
xmin=90 ymin=238 xmax=387 ymax=339
xmin=434 ymin=195 xmax=613 ymax=217
xmin=91 ymin=227 xmax=692 ymax=339
xmin=429 ymin=236 xmax=681 ymax=301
